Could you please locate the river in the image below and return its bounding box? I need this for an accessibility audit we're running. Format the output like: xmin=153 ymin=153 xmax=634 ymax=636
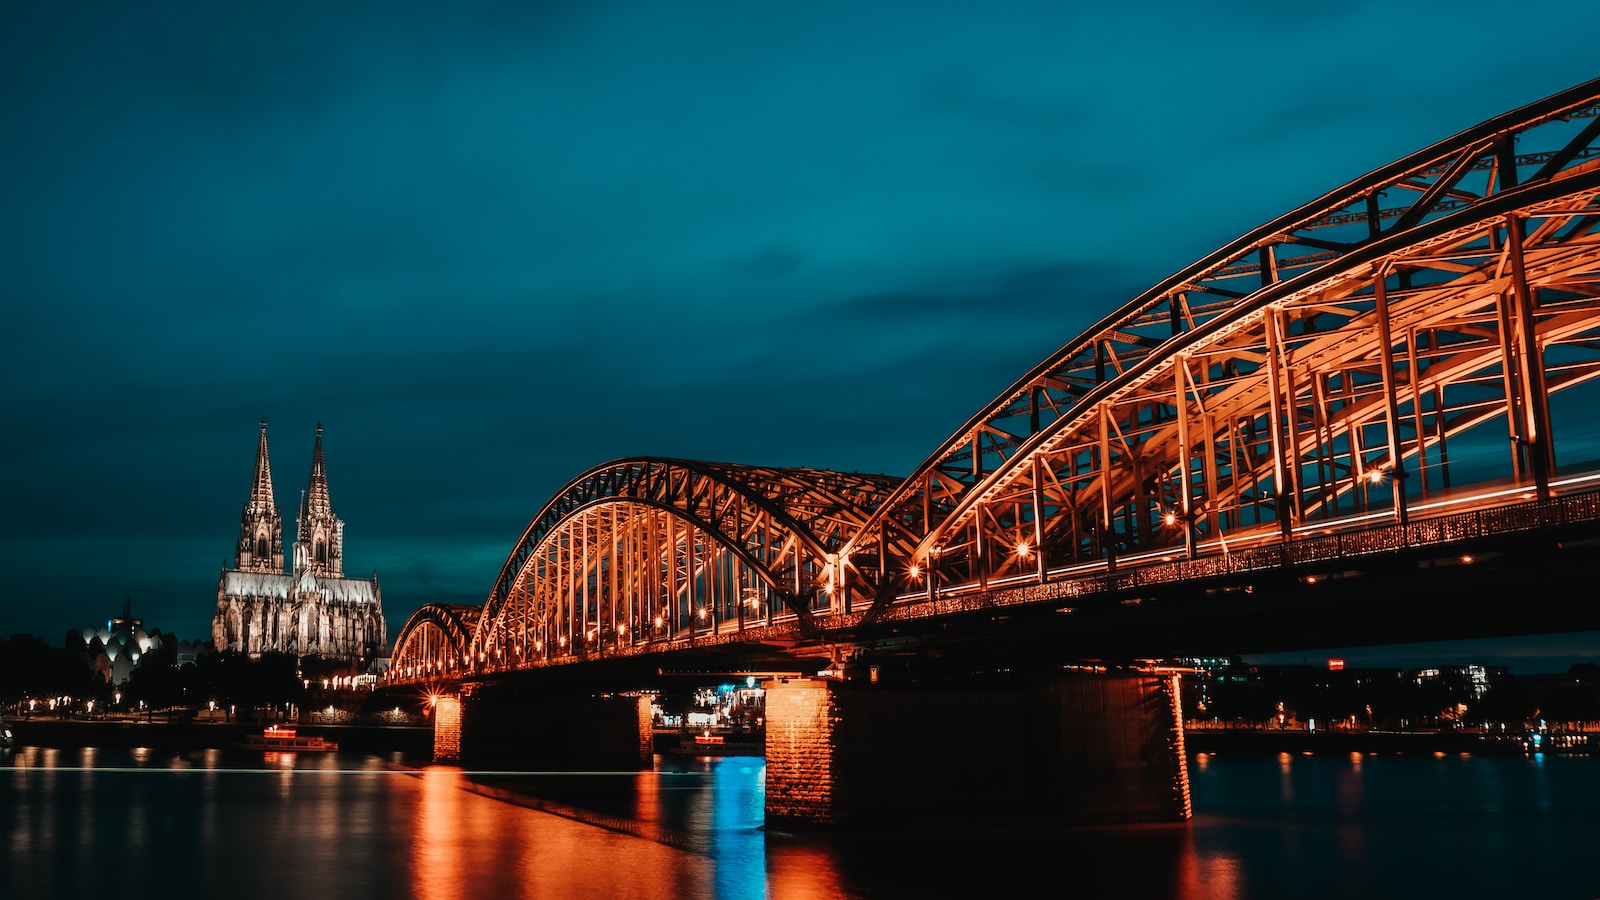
xmin=3 ymin=744 xmax=1597 ymax=899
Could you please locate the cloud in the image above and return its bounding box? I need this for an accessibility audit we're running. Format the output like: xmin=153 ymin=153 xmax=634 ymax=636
xmin=5 ymin=0 xmax=1600 ymax=649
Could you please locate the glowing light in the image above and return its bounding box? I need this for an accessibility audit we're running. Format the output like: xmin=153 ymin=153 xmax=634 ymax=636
xmin=1163 ymin=511 xmax=1177 ymax=526
xmin=1367 ymin=470 xmax=1384 ymax=484
xmin=908 ymin=562 xmax=922 ymax=579
xmin=653 ymin=615 xmax=663 ymax=628
xmin=1015 ymin=540 xmax=1031 ymax=558
xmin=1460 ymin=554 xmax=1474 ymax=564
xmin=696 ymin=607 xmax=708 ymax=619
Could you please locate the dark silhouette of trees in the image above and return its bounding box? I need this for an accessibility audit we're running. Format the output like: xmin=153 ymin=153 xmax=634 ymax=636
xmin=0 ymin=634 xmax=100 ymax=705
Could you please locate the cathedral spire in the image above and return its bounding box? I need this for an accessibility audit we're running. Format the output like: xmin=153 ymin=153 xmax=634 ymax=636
xmin=294 ymin=422 xmax=344 ymax=578
xmin=235 ymin=418 xmax=283 ymax=574
xmin=304 ymin=422 xmax=332 ymax=520
xmin=248 ymin=417 xmax=275 ymax=512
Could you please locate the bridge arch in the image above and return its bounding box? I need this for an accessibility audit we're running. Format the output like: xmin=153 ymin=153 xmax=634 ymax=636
xmin=472 ymin=457 xmax=900 ymax=668
xmin=840 ymin=77 xmax=1600 ymax=614
xmin=390 ymin=603 xmax=481 ymax=682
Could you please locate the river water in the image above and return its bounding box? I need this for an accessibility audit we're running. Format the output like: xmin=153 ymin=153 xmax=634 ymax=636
xmin=3 ymin=744 xmax=1597 ymax=899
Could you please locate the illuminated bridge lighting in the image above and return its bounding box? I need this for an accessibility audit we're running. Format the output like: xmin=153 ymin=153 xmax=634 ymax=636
xmin=386 ymin=78 xmax=1600 ymax=686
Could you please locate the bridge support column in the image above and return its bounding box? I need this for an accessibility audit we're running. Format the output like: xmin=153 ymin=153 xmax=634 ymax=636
xmin=454 ymin=686 xmax=652 ymax=770
xmin=432 ymin=693 xmax=463 ymax=763
xmin=763 ymin=669 xmax=1190 ymax=830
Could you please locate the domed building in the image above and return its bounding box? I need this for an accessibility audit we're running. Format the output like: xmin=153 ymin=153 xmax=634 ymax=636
xmin=211 ymin=420 xmax=387 ymax=669
xmin=76 ymin=600 xmax=165 ymax=685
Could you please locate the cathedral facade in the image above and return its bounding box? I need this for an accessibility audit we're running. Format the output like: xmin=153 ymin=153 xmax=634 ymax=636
xmin=213 ymin=420 xmax=387 ymax=668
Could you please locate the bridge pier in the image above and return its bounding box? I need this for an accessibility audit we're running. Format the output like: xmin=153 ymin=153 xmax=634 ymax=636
xmin=431 ymin=693 xmax=463 ymax=763
xmin=443 ymin=685 xmax=652 ymax=770
xmin=764 ymin=669 xmax=1190 ymax=830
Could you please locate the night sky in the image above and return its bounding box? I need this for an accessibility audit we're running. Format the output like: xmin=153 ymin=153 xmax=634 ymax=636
xmin=4 ymin=2 xmax=1598 ymax=671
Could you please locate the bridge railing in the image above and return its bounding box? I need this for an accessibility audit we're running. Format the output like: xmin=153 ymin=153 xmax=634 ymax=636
xmin=886 ymin=481 xmax=1600 ymax=620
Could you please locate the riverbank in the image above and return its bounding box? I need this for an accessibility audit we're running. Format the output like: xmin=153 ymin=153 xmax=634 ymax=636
xmin=1183 ymin=727 xmax=1583 ymax=756
xmin=9 ymin=717 xmax=1581 ymax=760
xmin=2 ymin=717 xmax=433 ymax=756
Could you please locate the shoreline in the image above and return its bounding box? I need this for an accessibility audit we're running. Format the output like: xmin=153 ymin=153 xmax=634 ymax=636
xmin=2 ymin=717 xmax=433 ymax=756
xmin=7 ymin=718 xmax=1589 ymax=759
xmin=1183 ymin=727 xmax=1587 ymax=756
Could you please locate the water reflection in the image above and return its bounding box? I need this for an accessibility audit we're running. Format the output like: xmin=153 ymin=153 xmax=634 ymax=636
xmin=412 ymin=762 xmax=726 ymax=899
xmin=414 ymin=767 xmax=466 ymax=900
xmin=5 ymin=747 xmax=1599 ymax=899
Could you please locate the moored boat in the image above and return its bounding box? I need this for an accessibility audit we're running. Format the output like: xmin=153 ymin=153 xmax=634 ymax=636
xmin=237 ymin=725 xmax=338 ymax=752
xmin=663 ymin=729 xmax=763 ymax=757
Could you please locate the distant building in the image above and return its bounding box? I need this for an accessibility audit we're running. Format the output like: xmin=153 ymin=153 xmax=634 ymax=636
xmin=73 ymin=599 xmax=208 ymax=684
xmin=212 ymin=420 xmax=387 ymax=669
xmin=77 ymin=599 xmax=160 ymax=685
xmin=1409 ymin=664 xmax=1508 ymax=701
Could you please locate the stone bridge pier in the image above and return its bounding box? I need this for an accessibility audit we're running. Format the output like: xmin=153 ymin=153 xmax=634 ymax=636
xmin=763 ymin=668 xmax=1190 ymax=829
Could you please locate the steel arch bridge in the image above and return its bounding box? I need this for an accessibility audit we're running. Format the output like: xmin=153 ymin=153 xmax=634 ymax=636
xmin=391 ymin=77 xmax=1600 ymax=684
xmin=390 ymin=603 xmax=482 ymax=681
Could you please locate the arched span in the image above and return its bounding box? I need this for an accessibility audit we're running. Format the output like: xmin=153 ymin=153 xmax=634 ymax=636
xmin=391 ymin=603 xmax=481 ymax=682
xmin=474 ymin=457 xmax=900 ymax=668
xmin=841 ymin=77 xmax=1600 ymax=614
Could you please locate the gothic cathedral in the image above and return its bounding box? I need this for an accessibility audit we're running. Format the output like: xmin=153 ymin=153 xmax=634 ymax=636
xmin=212 ymin=420 xmax=387 ymax=668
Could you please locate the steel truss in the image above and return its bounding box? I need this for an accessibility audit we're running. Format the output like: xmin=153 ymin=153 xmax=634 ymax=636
xmin=391 ymin=603 xmax=481 ymax=681
xmin=838 ymin=77 xmax=1600 ymax=617
xmin=469 ymin=458 xmax=899 ymax=670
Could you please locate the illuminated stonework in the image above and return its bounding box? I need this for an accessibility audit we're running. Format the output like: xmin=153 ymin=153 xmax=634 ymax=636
xmin=212 ymin=420 xmax=387 ymax=668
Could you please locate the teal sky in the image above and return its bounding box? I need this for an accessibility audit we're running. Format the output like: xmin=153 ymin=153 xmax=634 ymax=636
xmin=2 ymin=2 xmax=1598 ymax=672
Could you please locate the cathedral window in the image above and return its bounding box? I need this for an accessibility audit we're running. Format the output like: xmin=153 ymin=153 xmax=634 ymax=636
xmin=257 ymin=536 xmax=269 ymax=558
xmin=316 ymin=541 xmax=327 ymax=564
